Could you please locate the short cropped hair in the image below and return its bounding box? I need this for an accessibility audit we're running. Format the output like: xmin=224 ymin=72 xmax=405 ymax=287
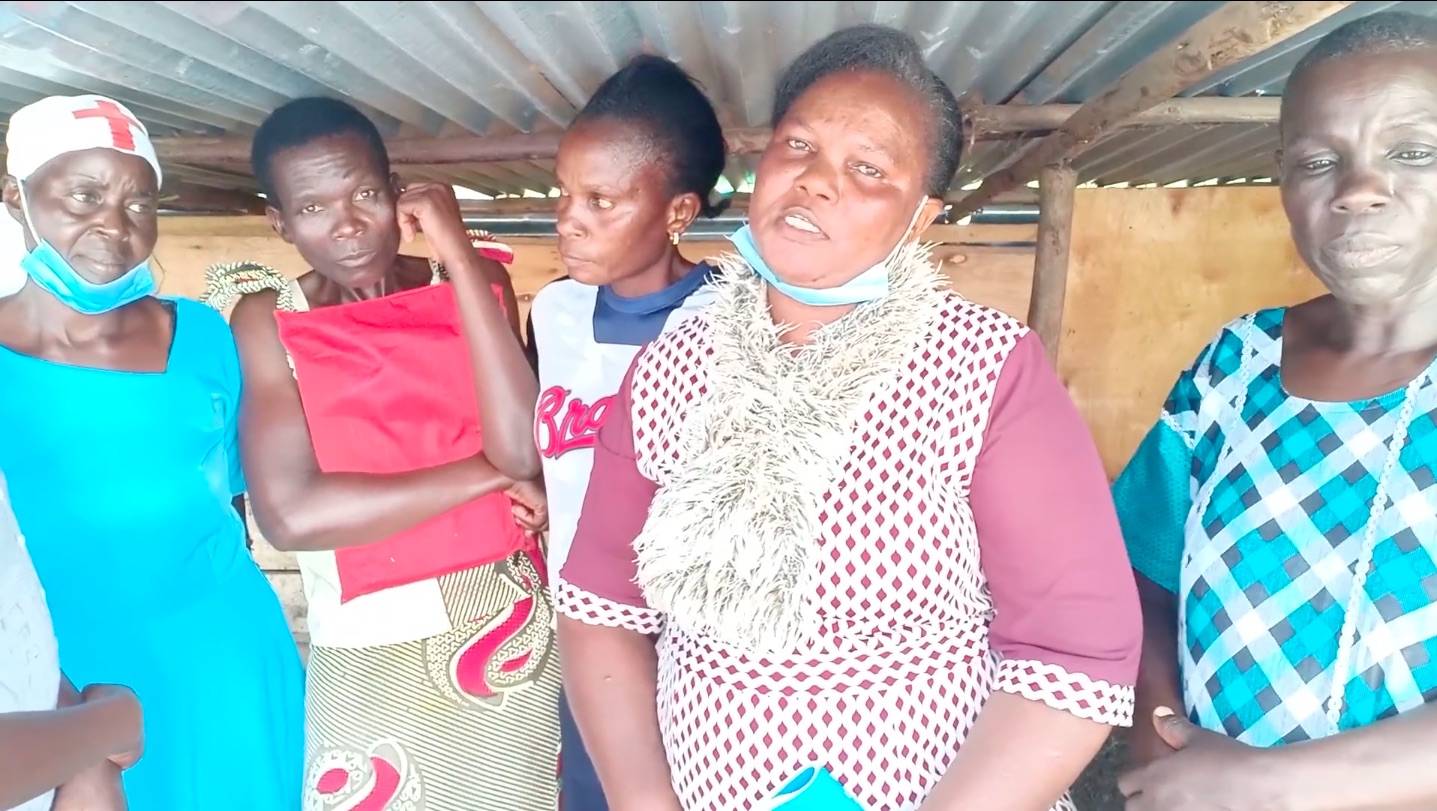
xmin=1285 ymin=11 xmax=1437 ymax=116
xmin=773 ymin=25 xmax=964 ymax=197
xmin=252 ymin=97 xmax=389 ymax=207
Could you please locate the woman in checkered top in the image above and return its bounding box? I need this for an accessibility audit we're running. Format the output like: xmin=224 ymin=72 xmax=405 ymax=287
xmin=556 ymin=26 xmax=1140 ymax=811
xmin=1117 ymin=12 xmax=1437 ymax=810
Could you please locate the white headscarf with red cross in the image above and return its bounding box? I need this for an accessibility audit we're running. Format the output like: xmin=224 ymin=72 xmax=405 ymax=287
xmin=0 ymin=95 xmax=161 ymax=297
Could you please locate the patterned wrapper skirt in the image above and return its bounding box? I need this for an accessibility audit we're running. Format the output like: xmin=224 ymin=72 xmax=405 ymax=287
xmin=302 ymin=551 xmax=561 ymax=810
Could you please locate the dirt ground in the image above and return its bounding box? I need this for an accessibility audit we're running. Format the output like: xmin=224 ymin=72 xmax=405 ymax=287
xmin=1071 ymin=736 xmax=1127 ymax=810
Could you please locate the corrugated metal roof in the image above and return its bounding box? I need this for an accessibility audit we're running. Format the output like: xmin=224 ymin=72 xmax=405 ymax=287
xmin=0 ymin=1 xmax=1427 ymax=199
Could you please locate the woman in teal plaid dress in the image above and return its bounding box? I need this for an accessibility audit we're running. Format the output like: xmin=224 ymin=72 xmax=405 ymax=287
xmin=1115 ymin=12 xmax=1437 ymax=810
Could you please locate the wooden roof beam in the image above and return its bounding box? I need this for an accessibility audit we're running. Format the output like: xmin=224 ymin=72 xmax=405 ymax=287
xmin=948 ymin=1 xmax=1352 ymax=219
xmin=159 ymin=181 xmax=265 ymax=214
xmin=968 ymin=96 xmax=1279 ymax=136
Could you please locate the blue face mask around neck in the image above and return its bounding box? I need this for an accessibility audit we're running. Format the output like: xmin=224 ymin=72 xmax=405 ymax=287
xmin=728 ymin=199 xmax=930 ymax=307
xmin=17 ymin=184 xmax=156 ymax=315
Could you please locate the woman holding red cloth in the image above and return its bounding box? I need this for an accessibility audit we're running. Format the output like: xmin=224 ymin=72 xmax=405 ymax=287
xmin=204 ymin=97 xmax=558 ymax=810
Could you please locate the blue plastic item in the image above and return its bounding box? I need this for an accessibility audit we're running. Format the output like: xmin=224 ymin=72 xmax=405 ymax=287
xmin=767 ymin=766 xmax=864 ymax=810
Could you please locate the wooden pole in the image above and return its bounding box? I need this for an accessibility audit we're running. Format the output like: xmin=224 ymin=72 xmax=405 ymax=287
xmin=149 ymin=98 xmax=1285 ymax=167
xmin=1027 ymin=162 xmax=1077 ymax=362
xmin=949 ymin=0 xmax=1351 ymax=219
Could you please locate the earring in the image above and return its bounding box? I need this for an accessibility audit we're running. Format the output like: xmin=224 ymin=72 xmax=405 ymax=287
xmin=669 ymin=231 xmax=681 ymax=246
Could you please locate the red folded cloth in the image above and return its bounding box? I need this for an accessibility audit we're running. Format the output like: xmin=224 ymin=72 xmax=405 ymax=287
xmin=276 ymin=281 xmax=530 ymax=602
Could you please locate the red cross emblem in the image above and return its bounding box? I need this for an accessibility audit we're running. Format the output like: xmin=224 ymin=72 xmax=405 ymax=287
xmin=72 ymin=100 xmax=142 ymax=151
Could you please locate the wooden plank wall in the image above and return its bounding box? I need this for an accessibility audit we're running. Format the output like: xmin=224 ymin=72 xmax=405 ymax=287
xmin=151 ymin=187 xmax=1325 ymax=640
xmin=1058 ymin=188 xmax=1325 ymax=477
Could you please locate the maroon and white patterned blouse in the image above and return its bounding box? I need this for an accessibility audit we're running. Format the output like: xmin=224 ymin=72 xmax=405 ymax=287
xmin=557 ymin=293 xmax=1140 ymax=810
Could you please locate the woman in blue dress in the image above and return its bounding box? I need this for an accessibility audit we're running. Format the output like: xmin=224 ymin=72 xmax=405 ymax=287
xmin=0 ymin=95 xmax=303 ymax=808
xmin=1115 ymin=13 xmax=1437 ymax=811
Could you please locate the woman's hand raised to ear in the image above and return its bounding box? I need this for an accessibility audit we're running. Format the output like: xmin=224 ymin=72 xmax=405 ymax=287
xmin=394 ymin=179 xmax=542 ymax=481
xmin=394 ymin=182 xmax=471 ymax=256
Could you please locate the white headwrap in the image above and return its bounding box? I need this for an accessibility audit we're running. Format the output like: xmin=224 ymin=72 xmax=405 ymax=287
xmin=1 ymin=95 xmax=162 ymax=297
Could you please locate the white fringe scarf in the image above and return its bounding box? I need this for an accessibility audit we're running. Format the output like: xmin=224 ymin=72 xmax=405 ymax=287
xmin=633 ymin=242 xmax=948 ymax=654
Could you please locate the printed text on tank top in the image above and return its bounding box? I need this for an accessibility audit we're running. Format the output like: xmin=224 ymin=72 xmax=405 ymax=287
xmin=535 ymin=386 xmax=615 ymax=458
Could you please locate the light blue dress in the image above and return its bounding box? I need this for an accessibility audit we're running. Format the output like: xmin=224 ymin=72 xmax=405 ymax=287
xmin=1115 ymin=308 xmax=1437 ymax=746
xmin=0 ymin=297 xmax=303 ymax=809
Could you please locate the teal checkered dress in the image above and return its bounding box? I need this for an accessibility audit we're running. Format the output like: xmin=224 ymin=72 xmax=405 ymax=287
xmin=1115 ymin=308 xmax=1437 ymax=746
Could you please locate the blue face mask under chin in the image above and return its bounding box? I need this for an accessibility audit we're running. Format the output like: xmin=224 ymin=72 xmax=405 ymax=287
xmin=16 ymin=184 xmax=156 ymax=315
xmin=728 ymin=200 xmax=930 ymax=308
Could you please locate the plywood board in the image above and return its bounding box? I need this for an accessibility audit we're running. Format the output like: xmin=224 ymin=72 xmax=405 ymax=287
xmin=1059 ymin=188 xmax=1326 ymax=477
xmin=939 ymin=244 xmax=1034 ymax=320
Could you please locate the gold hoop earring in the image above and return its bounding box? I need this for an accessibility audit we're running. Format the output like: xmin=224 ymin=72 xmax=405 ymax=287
xmin=669 ymin=231 xmax=681 ymax=246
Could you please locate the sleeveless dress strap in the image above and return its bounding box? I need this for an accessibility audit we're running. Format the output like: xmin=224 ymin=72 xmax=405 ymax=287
xmin=286 ymin=279 xmax=311 ymax=313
